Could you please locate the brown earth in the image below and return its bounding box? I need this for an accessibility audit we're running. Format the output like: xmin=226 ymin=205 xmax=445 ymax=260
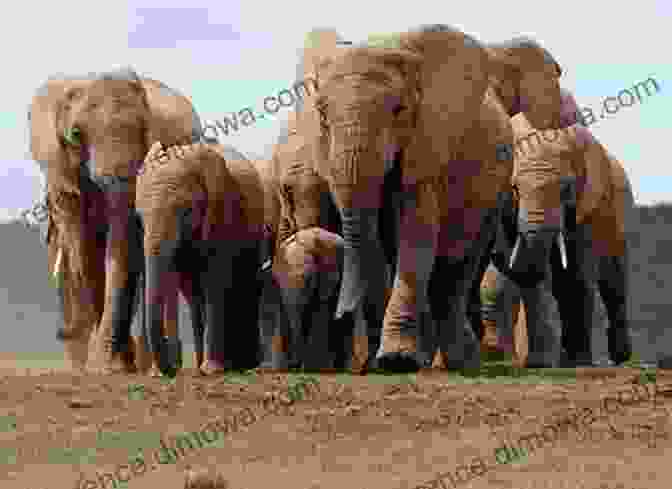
xmin=0 ymin=363 xmax=671 ymax=489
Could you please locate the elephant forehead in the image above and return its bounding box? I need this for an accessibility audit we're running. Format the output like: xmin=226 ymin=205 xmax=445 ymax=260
xmin=320 ymin=52 xmax=405 ymax=91
xmin=137 ymin=167 xmax=199 ymax=208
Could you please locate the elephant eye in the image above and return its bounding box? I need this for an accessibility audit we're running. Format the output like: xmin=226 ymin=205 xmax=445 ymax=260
xmin=318 ymin=108 xmax=328 ymax=130
xmin=392 ymin=104 xmax=406 ymax=117
xmin=511 ymin=183 xmax=520 ymax=202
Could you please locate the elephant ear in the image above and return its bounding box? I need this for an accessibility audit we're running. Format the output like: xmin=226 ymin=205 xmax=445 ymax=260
xmin=30 ymin=78 xmax=92 ymax=198
xmin=141 ymin=79 xmax=203 ymax=151
xmin=205 ymin=144 xmax=265 ymax=241
xmin=486 ymin=36 xmax=562 ymax=127
xmin=30 ymin=78 xmax=95 ymax=294
xmin=594 ymin=155 xmax=633 ymax=257
xmin=569 ymin=127 xmax=611 ymax=225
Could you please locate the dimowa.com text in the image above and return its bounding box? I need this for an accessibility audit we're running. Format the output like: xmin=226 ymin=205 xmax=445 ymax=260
xmin=496 ymin=76 xmax=661 ymax=161
xmin=202 ymin=77 xmax=318 ymax=138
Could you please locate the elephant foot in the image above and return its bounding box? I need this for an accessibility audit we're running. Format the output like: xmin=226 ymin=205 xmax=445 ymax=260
xmin=658 ymin=356 xmax=672 ymax=369
xmin=200 ymin=359 xmax=230 ymax=376
xmin=525 ymin=361 xmax=558 ymax=368
xmin=376 ymin=351 xmax=421 ymax=373
xmin=100 ymin=351 xmax=132 ymax=375
xmin=480 ymin=319 xmax=500 ymax=353
xmin=348 ymin=356 xmax=378 ymax=376
xmin=122 ymin=350 xmax=138 ymax=374
xmin=558 ymin=349 xmax=593 ymax=368
xmin=188 ymin=352 xmax=205 ymax=376
xmin=433 ymin=325 xmax=482 ymax=371
xmin=434 ymin=353 xmax=481 ymax=372
xmin=148 ymin=365 xmax=163 ymax=378
xmin=607 ymin=327 xmax=632 ymax=366
xmin=130 ymin=335 xmax=151 ymax=374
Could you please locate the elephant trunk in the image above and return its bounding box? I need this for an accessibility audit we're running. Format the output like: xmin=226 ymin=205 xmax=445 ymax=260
xmin=336 ymin=205 xmax=385 ymax=319
xmin=507 ymin=176 xmax=565 ymax=282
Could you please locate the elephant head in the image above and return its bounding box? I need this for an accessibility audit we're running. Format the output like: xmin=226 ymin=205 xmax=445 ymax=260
xmin=29 ymin=68 xmax=202 ymax=370
xmin=296 ymin=25 xmax=529 ymax=372
xmin=486 ymin=36 xmax=563 ymax=129
xmin=273 ymin=110 xmax=338 ymax=244
xmin=502 ymin=88 xmax=611 ymax=284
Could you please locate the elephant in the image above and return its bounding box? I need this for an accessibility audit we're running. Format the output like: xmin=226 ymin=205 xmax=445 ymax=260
xmin=491 ymin=88 xmax=634 ymax=367
xmin=256 ymin=111 xmax=360 ymax=371
xmin=297 ymin=25 xmax=563 ymax=371
xmin=29 ymin=68 xmax=203 ymax=373
xmin=135 ymin=141 xmax=265 ymax=374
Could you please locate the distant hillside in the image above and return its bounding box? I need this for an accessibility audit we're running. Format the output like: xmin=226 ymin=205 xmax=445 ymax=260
xmin=0 ymin=221 xmax=194 ymax=352
xmin=0 ymin=204 xmax=670 ymax=360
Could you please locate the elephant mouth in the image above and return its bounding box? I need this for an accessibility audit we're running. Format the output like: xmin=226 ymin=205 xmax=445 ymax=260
xmin=77 ymin=144 xmax=146 ymax=192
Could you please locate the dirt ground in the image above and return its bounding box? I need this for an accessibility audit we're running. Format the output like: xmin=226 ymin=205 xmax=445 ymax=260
xmin=0 ymin=359 xmax=671 ymax=489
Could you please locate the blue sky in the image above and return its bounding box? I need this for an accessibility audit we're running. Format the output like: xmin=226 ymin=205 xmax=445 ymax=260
xmin=1 ymin=0 xmax=669 ymax=221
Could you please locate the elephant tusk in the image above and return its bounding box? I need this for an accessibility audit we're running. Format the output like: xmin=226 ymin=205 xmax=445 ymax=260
xmin=557 ymin=233 xmax=568 ymax=269
xmin=53 ymin=248 xmax=63 ymax=278
xmin=260 ymin=259 xmax=272 ymax=272
xmin=509 ymin=235 xmax=521 ymax=269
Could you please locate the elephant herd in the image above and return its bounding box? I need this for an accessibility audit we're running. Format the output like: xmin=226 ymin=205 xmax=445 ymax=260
xmin=28 ymin=24 xmax=633 ymax=376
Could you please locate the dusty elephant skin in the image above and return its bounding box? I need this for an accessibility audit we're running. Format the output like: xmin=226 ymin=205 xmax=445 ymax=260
xmin=479 ymin=263 xmax=529 ymax=366
xmin=300 ymin=26 xmax=565 ymax=372
xmin=257 ymin=111 xmax=358 ymax=371
xmin=136 ymin=142 xmax=265 ymax=374
xmin=492 ymin=88 xmax=634 ymax=368
xmin=46 ymin=189 xmax=107 ymax=371
xmin=29 ymin=68 xmax=203 ymax=373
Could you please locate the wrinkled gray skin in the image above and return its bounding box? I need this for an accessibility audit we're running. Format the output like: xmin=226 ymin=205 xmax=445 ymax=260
xmin=140 ymin=144 xmax=262 ymax=371
xmin=492 ymin=88 xmax=634 ymax=367
xmin=480 ymin=263 xmax=519 ymax=342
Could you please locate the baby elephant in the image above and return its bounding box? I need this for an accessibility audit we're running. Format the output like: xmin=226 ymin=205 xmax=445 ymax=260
xmin=136 ymin=142 xmax=265 ymax=375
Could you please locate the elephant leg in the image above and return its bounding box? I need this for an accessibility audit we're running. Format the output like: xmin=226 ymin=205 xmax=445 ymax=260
xmin=335 ymin=200 xmax=388 ymax=372
xmin=430 ymin=206 xmax=497 ymax=370
xmin=98 ymin=188 xmax=141 ymax=373
xmin=201 ymin=244 xmax=236 ymax=373
xmin=378 ymin=181 xmax=439 ymax=372
xmin=470 ymin=244 xmax=495 ymax=342
xmin=279 ymin=265 xmax=313 ymax=369
xmin=302 ymin=230 xmax=343 ymax=371
xmin=598 ymin=254 xmax=632 ymax=365
xmin=130 ymin=266 xmax=151 ymax=374
xmin=554 ymin=222 xmax=598 ymax=366
xmin=518 ymin=269 xmax=563 ymax=368
xmin=258 ymin=270 xmax=292 ymax=370
xmin=226 ymin=243 xmax=262 ymax=370
xmin=550 ymin=252 xmax=572 ymax=361
xmin=379 ymin=159 xmax=402 ymax=280
xmin=495 ymin=268 xmax=520 ymax=354
xmin=179 ymin=271 xmax=206 ymax=371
